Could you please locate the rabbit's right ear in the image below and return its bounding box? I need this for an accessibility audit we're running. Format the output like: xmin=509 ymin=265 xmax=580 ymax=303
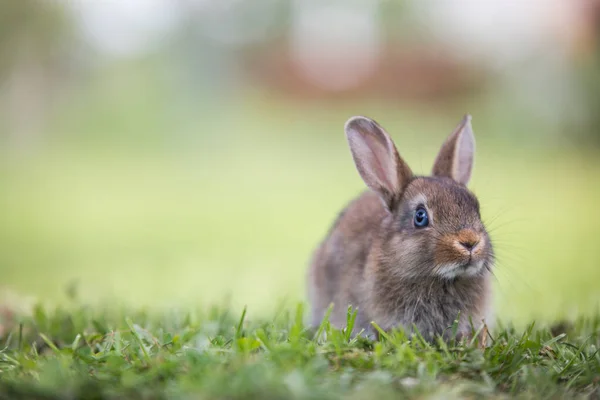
xmin=345 ymin=117 xmax=413 ymax=210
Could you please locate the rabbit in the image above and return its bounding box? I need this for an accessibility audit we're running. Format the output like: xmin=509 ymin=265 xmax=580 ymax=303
xmin=307 ymin=114 xmax=494 ymax=342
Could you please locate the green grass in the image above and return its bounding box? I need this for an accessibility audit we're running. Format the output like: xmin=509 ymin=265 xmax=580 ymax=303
xmin=0 ymin=302 xmax=598 ymax=399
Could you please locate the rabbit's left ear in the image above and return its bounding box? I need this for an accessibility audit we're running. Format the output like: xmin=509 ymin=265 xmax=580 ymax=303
xmin=432 ymin=114 xmax=475 ymax=186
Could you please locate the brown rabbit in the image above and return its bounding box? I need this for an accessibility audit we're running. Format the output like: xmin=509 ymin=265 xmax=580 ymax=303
xmin=308 ymin=115 xmax=494 ymax=341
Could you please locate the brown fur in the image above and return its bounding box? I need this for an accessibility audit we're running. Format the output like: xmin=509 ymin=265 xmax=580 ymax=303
xmin=307 ymin=115 xmax=494 ymax=341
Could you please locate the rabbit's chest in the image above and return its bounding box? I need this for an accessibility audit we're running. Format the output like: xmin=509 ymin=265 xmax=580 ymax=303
xmin=405 ymin=299 xmax=467 ymax=331
xmin=392 ymin=288 xmax=483 ymax=338
xmin=369 ymin=276 xmax=489 ymax=338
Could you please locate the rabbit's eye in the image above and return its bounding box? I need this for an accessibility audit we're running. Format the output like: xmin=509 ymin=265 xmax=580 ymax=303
xmin=414 ymin=207 xmax=429 ymax=228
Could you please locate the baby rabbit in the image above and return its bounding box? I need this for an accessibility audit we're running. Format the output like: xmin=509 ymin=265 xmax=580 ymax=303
xmin=308 ymin=115 xmax=493 ymax=341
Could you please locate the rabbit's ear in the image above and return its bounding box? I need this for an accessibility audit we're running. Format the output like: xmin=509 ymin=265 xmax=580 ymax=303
xmin=345 ymin=116 xmax=413 ymax=210
xmin=432 ymin=114 xmax=475 ymax=186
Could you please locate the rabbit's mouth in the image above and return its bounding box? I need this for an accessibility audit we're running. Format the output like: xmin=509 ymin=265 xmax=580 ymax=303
xmin=436 ymin=259 xmax=485 ymax=280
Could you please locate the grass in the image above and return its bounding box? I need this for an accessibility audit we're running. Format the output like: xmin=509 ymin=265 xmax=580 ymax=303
xmin=0 ymin=302 xmax=598 ymax=399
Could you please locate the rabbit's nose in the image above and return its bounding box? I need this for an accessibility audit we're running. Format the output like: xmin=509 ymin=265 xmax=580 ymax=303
xmin=459 ymin=240 xmax=479 ymax=251
xmin=455 ymin=229 xmax=480 ymax=252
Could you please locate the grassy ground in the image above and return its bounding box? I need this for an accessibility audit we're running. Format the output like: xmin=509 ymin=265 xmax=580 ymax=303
xmin=0 ymin=303 xmax=598 ymax=399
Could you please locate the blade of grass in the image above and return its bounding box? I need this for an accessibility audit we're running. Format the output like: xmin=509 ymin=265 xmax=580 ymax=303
xmin=344 ymin=306 xmax=358 ymax=342
xmin=371 ymin=322 xmax=392 ymax=342
xmin=312 ymin=303 xmax=333 ymax=341
xmin=236 ymin=306 xmax=247 ymax=338
xmin=39 ymin=333 xmax=59 ymax=354
xmin=125 ymin=317 xmax=150 ymax=363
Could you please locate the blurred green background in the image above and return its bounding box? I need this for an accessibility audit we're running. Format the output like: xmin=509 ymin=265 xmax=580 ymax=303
xmin=1 ymin=0 xmax=599 ymax=326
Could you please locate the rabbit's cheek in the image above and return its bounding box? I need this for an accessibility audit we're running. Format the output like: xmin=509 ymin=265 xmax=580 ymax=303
xmin=434 ymin=235 xmax=467 ymax=264
xmin=384 ymin=233 xmax=436 ymax=277
xmin=471 ymin=237 xmax=487 ymax=258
